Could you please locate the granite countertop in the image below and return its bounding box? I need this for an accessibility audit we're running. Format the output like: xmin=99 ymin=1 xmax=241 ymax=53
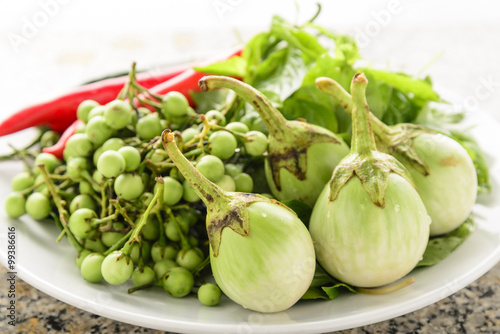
xmin=1 ymin=262 xmax=499 ymax=333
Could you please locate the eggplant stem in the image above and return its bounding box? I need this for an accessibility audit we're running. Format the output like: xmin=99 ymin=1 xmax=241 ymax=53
xmin=161 ymin=129 xmax=229 ymax=206
xmin=357 ymin=277 xmax=415 ymax=295
xmin=316 ymin=76 xmax=389 ymax=138
xmin=198 ymin=76 xmax=288 ymax=140
xmin=350 ymin=73 xmax=377 ymax=155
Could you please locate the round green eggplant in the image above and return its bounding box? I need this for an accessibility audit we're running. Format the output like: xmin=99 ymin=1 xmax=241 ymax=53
xmin=310 ymin=173 xmax=430 ymax=287
xmin=404 ymin=133 xmax=477 ymax=235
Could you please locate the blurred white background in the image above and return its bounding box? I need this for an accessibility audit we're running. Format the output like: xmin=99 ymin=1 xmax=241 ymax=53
xmin=0 ymin=0 xmax=499 ymax=123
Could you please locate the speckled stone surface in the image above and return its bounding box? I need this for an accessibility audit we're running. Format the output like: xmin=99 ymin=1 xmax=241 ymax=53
xmin=1 ymin=263 xmax=498 ymax=334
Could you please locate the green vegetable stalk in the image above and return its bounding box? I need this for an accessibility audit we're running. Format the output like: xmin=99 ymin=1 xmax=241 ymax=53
xmin=316 ymin=77 xmax=477 ymax=236
xmin=162 ymin=129 xmax=315 ymax=313
xmin=310 ymin=73 xmax=430 ymax=287
xmin=199 ymin=75 xmax=350 ymax=207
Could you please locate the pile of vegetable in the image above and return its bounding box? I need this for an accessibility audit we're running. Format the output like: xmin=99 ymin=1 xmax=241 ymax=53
xmin=1 ymin=11 xmax=490 ymax=312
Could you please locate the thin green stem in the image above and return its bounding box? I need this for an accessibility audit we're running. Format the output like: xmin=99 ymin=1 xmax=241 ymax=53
xmin=37 ymin=163 xmax=83 ymax=252
xmin=100 ymin=179 xmax=111 ymax=218
xmin=136 ymin=96 xmax=162 ymax=110
xmin=0 ymin=130 xmax=44 ymax=161
xmin=8 ymin=145 xmax=33 ymax=175
xmin=19 ymin=180 xmax=45 ymax=196
xmin=83 ymin=172 xmax=100 ymax=190
xmin=209 ymin=123 xmax=247 ymax=140
xmin=49 ymin=174 xmax=70 ymax=181
xmin=199 ymin=76 xmax=288 ymax=140
xmin=112 ymin=200 xmax=135 ymax=227
xmin=192 ymin=255 xmax=211 ymax=277
xmin=304 ymin=2 xmax=322 ymax=26
xmin=350 ymin=73 xmax=377 ymax=155
xmin=219 ymin=90 xmax=237 ymax=116
xmin=122 ymin=179 xmax=164 ymax=255
xmin=156 ymin=212 xmax=167 ymax=246
xmin=145 ymin=160 xmax=176 ymax=172
xmin=128 ymin=281 xmax=156 ymax=294
xmin=181 ymin=147 xmax=203 ymax=159
xmin=166 ymin=208 xmax=191 ymax=250
xmin=103 ymin=230 xmax=134 ymax=256
xmin=91 ymin=211 xmax=119 ymax=228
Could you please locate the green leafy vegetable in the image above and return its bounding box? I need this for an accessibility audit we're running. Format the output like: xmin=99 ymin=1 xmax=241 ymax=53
xmin=194 ymin=56 xmax=247 ymax=78
xmin=449 ymin=131 xmax=492 ymax=194
xmin=270 ymin=15 xmax=326 ymax=62
xmin=363 ymin=69 xmax=440 ymax=102
xmin=301 ymin=267 xmax=356 ymax=300
xmin=417 ymin=218 xmax=475 ymax=267
xmin=252 ymin=46 xmax=308 ymax=103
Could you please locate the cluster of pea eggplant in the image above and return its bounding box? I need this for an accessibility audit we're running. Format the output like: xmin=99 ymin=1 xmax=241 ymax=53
xmin=173 ymin=74 xmax=477 ymax=313
xmin=4 ymin=89 xmax=273 ymax=307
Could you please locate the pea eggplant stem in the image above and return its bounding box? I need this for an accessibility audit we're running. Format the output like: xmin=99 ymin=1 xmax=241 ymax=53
xmin=103 ymin=230 xmax=134 ymax=257
xmin=121 ymin=178 xmax=164 ymax=256
xmin=0 ymin=130 xmax=44 ymax=161
xmin=37 ymin=163 xmax=83 ymax=252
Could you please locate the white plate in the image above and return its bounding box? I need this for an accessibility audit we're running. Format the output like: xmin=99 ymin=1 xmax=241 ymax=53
xmin=0 ymin=94 xmax=499 ymax=334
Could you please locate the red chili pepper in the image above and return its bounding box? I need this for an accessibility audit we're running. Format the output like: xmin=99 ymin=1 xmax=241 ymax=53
xmin=42 ymin=119 xmax=84 ymax=159
xmin=1 ymin=47 xmax=243 ymax=138
xmin=148 ymin=47 xmax=243 ymax=104
xmin=0 ymin=65 xmax=188 ymax=136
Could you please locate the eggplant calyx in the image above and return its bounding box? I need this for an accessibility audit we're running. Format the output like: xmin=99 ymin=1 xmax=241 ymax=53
xmin=328 ymin=73 xmax=416 ymax=208
xmin=162 ymin=129 xmax=297 ymax=257
xmin=205 ymin=192 xmax=262 ymax=257
xmin=315 ymin=76 xmax=435 ymax=176
xmin=328 ymin=151 xmax=415 ymax=208
xmin=199 ymin=75 xmax=344 ymax=190
xmin=207 ymin=193 xmax=296 ymax=256
xmin=268 ymin=121 xmax=341 ymax=190
xmin=373 ymin=122 xmax=434 ymax=176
